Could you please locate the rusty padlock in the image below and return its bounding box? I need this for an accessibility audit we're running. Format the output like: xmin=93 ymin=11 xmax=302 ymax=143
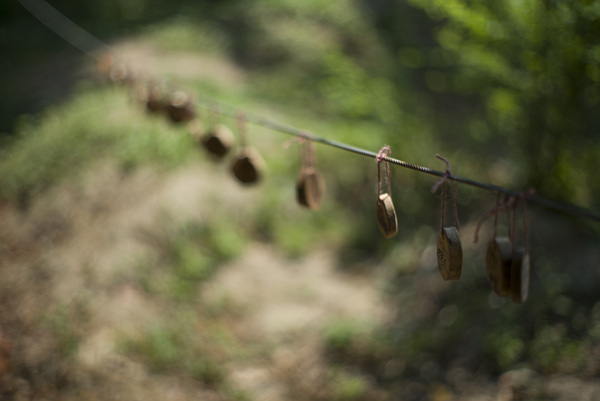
xmin=296 ymin=167 xmax=325 ymax=210
xmin=166 ymin=91 xmax=196 ymax=123
xmin=485 ymin=237 xmax=512 ymax=297
xmin=231 ymin=147 xmax=265 ymax=184
xmin=376 ymin=193 xmax=398 ymax=238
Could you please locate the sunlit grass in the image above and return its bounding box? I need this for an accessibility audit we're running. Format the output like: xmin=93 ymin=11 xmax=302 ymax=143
xmin=0 ymin=85 xmax=197 ymax=204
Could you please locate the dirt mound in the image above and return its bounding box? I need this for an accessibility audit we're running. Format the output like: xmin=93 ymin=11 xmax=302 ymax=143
xmin=0 ymin=160 xmax=388 ymax=400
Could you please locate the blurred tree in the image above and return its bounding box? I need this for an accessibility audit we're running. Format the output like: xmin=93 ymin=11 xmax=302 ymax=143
xmin=368 ymin=0 xmax=600 ymax=208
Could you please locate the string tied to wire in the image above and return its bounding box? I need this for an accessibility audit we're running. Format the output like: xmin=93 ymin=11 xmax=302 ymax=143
xmin=295 ymin=135 xmax=325 ymax=209
xmin=291 ymin=134 xmax=317 ymax=173
xmin=231 ymin=110 xmax=265 ymax=184
xmin=376 ymin=146 xmax=392 ymax=197
xmin=431 ymin=154 xmax=459 ymax=232
xmin=509 ymin=189 xmax=533 ymax=303
xmin=432 ymin=154 xmax=462 ymax=281
xmin=375 ymin=146 xmax=397 ymax=238
xmin=474 ymin=192 xmax=511 ymax=244
xmin=512 ymin=189 xmax=533 ymax=255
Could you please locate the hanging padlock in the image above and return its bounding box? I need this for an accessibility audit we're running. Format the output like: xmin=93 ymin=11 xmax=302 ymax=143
xmin=376 ymin=193 xmax=398 ymax=238
xmin=166 ymin=91 xmax=196 ymax=123
xmin=375 ymin=146 xmax=398 ymax=238
xmin=201 ymin=124 xmax=235 ymax=159
xmin=295 ymin=139 xmax=325 ymax=210
xmin=231 ymin=112 xmax=265 ymax=184
xmin=437 ymin=226 xmax=462 ymax=281
xmin=231 ymin=146 xmax=265 ymax=184
xmin=510 ymin=247 xmax=530 ymax=303
xmin=510 ymin=195 xmax=531 ymax=303
xmin=108 ymin=61 xmax=130 ymax=84
xmin=432 ymin=155 xmax=462 ymax=281
xmin=297 ymin=167 xmax=325 ymax=209
xmin=485 ymin=237 xmax=512 ymax=297
xmin=479 ymin=192 xmax=532 ymax=302
xmin=145 ymin=83 xmax=166 ymax=114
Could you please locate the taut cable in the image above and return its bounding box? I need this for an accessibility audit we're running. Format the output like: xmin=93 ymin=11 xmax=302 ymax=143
xmin=16 ymin=0 xmax=600 ymax=224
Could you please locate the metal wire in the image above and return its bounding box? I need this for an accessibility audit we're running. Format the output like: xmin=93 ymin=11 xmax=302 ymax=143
xmin=17 ymin=0 xmax=600 ymax=224
xmin=213 ymin=106 xmax=600 ymax=223
xmin=17 ymin=0 xmax=111 ymax=60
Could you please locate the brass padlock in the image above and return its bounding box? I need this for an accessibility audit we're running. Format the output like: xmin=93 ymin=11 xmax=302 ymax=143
xmin=145 ymin=84 xmax=165 ymax=114
xmin=376 ymin=193 xmax=398 ymax=238
xmin=510 ymin=248 xmax=530 ymax=303
xmin=437 ymin=226 xmax=462 ymax=281
xmin=166 ymin=91 xmax=196 ymax=123
xmin=296 ymin=168 xmax=325 ymax=210
xmin=109 ymin=62 xmax=129 ymax=84
xmin=485 ymin=237 xmax=512 ymax=297
xmin=231 ymin=147 xmax=265 ymax=184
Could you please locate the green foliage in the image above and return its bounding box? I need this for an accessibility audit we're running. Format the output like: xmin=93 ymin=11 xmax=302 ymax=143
xmin=141 ymin=16 xmax=230 ymax=53
xmin=323 ymin=318 xmax=387 ymax=364
xmin=485 ymin=327 xmax=525 ymax=370
xmin=121 ymin=313 xmax=229 ymax=386
xmin=330 ymin=369 xmax=370 ymax=401
xmin=46 ymin=305 xmax=81 ymax=358
xmin=0 ymin=87 xmax=195 ymax=205
xmin=324 ymin=320 xmax=367 ymax=353
xmin=135 ymin=217 xmax=247 ymax=302
xmin=529 ymin=324 xmax=587 ymax=374
xmin=404 ymin=0 xmax=600 ymax=205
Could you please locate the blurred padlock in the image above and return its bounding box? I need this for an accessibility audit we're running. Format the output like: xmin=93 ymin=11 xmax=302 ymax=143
xmin=231 ymin=147 xmax=265 ymax=184
xmin=485 ymin=237 xmax=512 ymax=297
xmin=376 ymin=193 xmax=397 ymax=238
xmin=510 ymin=248 xmax=530 ymax=303
xmin=201 ymin=124 xmax=235 ymax=159
xmin=166 ymin=91 xmax=196 ymax=123
xmin=437 ymin=226 xmax=462 ymax=281
xmin=109 ymin=62 xmax=137 ymax=85
xmin=145 ymin=84 xmax=166 ymax=114
xmin=296 ymin=168 xmax=325 ymax=209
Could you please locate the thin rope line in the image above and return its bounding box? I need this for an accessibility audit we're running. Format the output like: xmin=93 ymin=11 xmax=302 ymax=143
xmin=17 ymin=0 xmax=111 ymax=60
xmin=474 ymin=193 xmax=509 ymax=243
xmin=450 ymin=180 xmax=459 ymax=229
xmin=237 ymin=111 xmax=600 ymax=222
xmin=441 ymin=181 xmax=447 ymax=232
xmin=304 ymin=139 xmax=315 ymax=170
xmin=16 ymin=0 xmax=600 ymax=224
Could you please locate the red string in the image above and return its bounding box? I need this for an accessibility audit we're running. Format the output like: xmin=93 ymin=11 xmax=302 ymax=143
xmin=282 ymin=137 xmax=302 ymax=149
xmin=286 ymin=135 xmax=316 ymax=173
xmin=305 ymin=139 xmax=315 ymax=170
xmin=473 ymin=192 xmax=509 ymax=243
xmin=449 ymin=178 xmax=459 ymax=230
xmin=376 ymin=146 xmax=392 ymax=196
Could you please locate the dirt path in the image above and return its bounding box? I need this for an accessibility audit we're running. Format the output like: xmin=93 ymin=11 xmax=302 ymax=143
xmin=0 ymin=153 xmax=389 ymax=400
